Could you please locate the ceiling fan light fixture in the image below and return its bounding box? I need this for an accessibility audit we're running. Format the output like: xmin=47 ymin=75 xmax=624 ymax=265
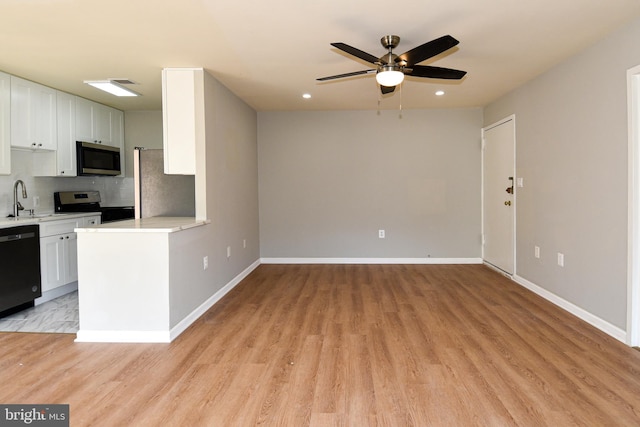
xmin=376 ymin=66 xmax=404 ymax=87
xmin=84 ymin=80 xmax=140 ymax=97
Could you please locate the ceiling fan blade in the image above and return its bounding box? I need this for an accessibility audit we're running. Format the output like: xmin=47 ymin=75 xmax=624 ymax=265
xmin=407 ymin=65 xmax=467 ymax=80
xmin=317 ymin=69 xmax=376 ymax=81
xmin=396 ymin=35 xmax=459 ymax=67
xmin=331 ymin=42 xmax=380 ymax=64
xmin=380 ymin=85 xmax=395 ymax=95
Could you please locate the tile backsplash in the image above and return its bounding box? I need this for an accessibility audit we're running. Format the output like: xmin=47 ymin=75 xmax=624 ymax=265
xmin=0 ymin=149 xmax=134 ymax=217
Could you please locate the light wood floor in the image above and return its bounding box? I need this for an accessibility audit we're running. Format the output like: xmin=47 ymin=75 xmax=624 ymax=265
xmin=1 ymin=264 xmax=640 ymax=426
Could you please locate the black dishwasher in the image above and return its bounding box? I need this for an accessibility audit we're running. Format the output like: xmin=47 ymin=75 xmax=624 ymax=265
xmin=0 ymin=225 xmax=42 ymax=315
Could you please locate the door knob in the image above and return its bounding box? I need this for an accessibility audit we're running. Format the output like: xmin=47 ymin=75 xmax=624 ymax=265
xmin=504 ymin=201 xmax=511 ymax=206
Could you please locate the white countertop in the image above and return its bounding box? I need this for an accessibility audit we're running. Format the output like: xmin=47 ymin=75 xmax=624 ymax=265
xmin=0 ymin=212 xmax=101 ymax=229
xmin=75 ymin=216 xmax=209 ymax=233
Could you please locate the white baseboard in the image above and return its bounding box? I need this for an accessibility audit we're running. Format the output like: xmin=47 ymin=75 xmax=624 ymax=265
xmin=75 ymin=259 xmax=261 ymax=343
xmin=513 ymin=274 xmax=627 ymax=343
xmin=75 ymin=330 xmax=171 ymax=343
xmin=169 ymin=259 xmax=261 ymax=341
xmin=260 ymin=257 xmax=483 ymax=265
xmin=75 ymin=259 xmax=626 ymax=345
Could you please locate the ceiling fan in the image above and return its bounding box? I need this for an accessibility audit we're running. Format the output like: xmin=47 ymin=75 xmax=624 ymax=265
xmin=317 ymin=35 xmax=466 ymax=94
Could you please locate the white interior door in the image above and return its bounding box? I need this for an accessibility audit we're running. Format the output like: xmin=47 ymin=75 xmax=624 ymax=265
xmin=482 ymin=117 xmax=515 ymax=274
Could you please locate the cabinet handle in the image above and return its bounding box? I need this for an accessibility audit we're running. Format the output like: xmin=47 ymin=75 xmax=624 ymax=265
xmin=38 ymin=143 xmax=42 ymax=147
xmin=59 ymin=237 xmax=64 ymax=240
xmin=65 ymin=236 xmax=69 ymax=239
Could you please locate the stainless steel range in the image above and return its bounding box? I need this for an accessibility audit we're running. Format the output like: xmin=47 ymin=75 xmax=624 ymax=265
xmin=54 ymin=191 xmax=134 ymax=223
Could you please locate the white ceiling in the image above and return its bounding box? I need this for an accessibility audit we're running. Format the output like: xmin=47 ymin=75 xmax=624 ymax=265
xmin=2 ymin=0 xmax=640 ymax=112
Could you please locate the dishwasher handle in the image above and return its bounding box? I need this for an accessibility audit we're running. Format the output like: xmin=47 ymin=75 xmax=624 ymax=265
xmin=0 ymin=231 xmax=37 ymax=243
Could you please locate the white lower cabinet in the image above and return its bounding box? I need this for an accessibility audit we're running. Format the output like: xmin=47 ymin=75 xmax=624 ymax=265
xmin=40 ymin=218 xmax=80 ymax=292
xmin=39 ymin=215 xmax=99 ymax=293
xmin=40 ymin=232 xmax=77 ymax=292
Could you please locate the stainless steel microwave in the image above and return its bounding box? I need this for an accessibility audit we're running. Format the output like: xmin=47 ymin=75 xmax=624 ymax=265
xmin=76 ymin=141 xmax=121 ymax=176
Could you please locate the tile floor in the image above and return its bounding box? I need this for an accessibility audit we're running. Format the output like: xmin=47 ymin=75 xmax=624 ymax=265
xmin=0 ymin=292 xmax=78 ymax=334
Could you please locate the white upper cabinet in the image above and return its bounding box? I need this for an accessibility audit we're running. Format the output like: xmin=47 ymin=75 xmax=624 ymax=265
xmin=0 ymin=71 xmax=10 ymax=175
xmin=74 ymin=97 xmax=93 ymax=142
xmin=33 ymin=91 xmax=77 ymax=177
xmin=10 ymin=76 xmax=57 ymax=150
xmin=111 ymin=108 xmax=124 ymax=150
xmin=75 ymin=96 xmax=124 ymax=176
xmin=55 ymin=91 xmax=77 ymax=176
xmin=162 ymin=68 xmax=200 ymax=174
xmin=75 ymin=97 xmax=121 ymax=147
xmin=94 ymin=103 xmax=113 ymax=144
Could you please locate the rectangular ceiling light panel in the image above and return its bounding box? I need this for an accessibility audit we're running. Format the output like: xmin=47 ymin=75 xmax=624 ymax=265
xmin=84 ymin=80 xmax=140 ymax=97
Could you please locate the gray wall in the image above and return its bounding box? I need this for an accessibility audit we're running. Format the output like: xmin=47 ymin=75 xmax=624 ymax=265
xmin=204 ymin=71 xmax=260 ymax=284
xmin=484 ymin=17 xmax=640 ymax=330
xmin=123 ymin=110 xmax=163 ymax=177
xmin=167 ymin=70 xmax=260 ymax=325
xmin=258 ymin=108 xmax=483 ymax=258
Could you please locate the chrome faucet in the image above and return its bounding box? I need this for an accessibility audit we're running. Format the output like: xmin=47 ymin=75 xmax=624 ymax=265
xmin=13 ymin=180 xmax=27 ymax=217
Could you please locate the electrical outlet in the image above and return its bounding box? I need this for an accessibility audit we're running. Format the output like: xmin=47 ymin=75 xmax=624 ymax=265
xmin=227 ymin=246 xmax=231 ymax=258
xmin=557 ymin=252 xmax=564 ymax=267
xmin=243 ymin=239 xmax=246 ymax=249
xmin=534 ymin=246 xmax=540 ymax=259
xmin=203 ymin=256 xmax=208 ymax=270
xmin=379 ymin=230 xmax=385 ymax=239
xmin=33 ymin=196 xmax=40 ymax=208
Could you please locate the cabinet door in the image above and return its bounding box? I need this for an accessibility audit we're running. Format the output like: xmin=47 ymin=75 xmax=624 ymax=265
xmin=75 ymin=97 xmax=94 ymax=141
xmin=40 ymin=235 xmax=65 ymax=292
xmin=10 ymin=77 xmax=34 ymax=149
xmin=0 ymin=71 xmax=9 ymax=174
xmin=94 ymin=104 xmax=112 ymax=145
xmin=56 ymin=91 xmax=76 ymax=176
xmin=76 ymin=99 xmax=114 ymax=145
xmin=10 ymin=77 xmax=56 ymax=150
xmin=33 ymin=84 xmax=57 ymax=150
xmin=162 ymin=68 xmax=199 ymax=174
xmin=65 ymin=233 xmax=78 ymax=284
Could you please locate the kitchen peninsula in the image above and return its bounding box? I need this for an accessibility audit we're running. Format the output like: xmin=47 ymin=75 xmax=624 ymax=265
xmin=75 ymin=216 xmax=210 ymax=343
xmin=74 ymin=67 xmax=261 ymax=343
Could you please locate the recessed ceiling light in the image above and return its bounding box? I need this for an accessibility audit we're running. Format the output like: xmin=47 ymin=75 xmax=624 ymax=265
xmin=84 ymin=80 xmax=140 ymax=97
xmin=435 ymin=90 xmax=445 ymax=96
xmin=302 ymin=93 xmax=311 ymax=99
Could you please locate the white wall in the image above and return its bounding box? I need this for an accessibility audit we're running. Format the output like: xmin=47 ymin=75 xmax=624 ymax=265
xmin=258 ymin=108 xmax=483 ymax=259
xmin=484 ymin=17 xmax=640 ymax=330
xmin=0 ymin=150 xmax=133 ymax=217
